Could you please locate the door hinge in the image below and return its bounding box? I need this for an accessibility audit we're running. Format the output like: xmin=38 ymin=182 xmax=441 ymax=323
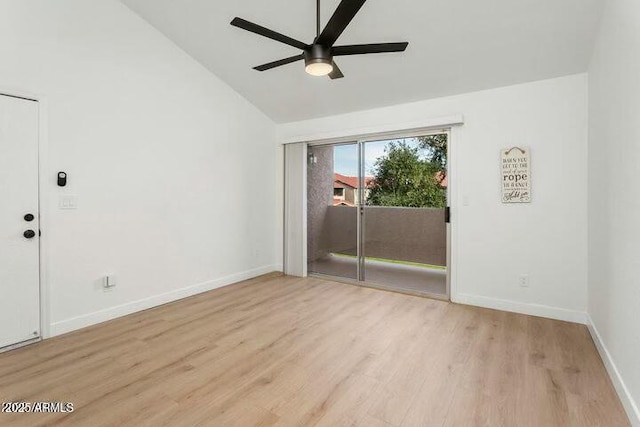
xmin=445 ymin=206 xmax=451 ymax=223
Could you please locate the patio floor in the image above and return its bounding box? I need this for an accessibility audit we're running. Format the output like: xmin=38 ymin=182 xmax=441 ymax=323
xmin=309 ymin=254 xmax=447 ymax=298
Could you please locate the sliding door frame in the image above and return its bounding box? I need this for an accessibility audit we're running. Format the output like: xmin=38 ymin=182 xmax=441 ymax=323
xmin=307 ymin=127 xmax=452 ymax=301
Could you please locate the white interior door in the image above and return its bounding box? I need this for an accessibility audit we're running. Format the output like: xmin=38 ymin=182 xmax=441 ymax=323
xmin=0 ymin=94 xmax=40 ymax=349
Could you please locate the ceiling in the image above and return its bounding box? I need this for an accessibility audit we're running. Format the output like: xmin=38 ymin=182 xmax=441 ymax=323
xmin=121 ymin=0 xmax=603 ymax=123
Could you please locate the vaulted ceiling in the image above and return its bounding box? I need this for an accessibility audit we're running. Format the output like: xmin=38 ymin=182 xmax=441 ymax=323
xmin=121 ymin=0 xmax=603 ymax=123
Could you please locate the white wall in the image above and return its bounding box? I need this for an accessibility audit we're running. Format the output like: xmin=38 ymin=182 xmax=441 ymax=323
xmin=0 ymin=0 xmax=279 ymax=336
xmin=279 ymin=74 xmax=589 ymax=323
xmin=588 ymin=0 xmax=640 ymax=423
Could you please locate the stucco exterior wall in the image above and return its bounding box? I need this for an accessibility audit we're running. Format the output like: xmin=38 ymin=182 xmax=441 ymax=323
xmin=307 ymin=146 xmax=334 ymax=261
xmin=319 ymin=206 xmax=447 ymax=267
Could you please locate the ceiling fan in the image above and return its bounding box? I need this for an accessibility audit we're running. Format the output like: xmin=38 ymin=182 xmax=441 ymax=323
xmin=230 ymin=0 xmax=409 ymax=79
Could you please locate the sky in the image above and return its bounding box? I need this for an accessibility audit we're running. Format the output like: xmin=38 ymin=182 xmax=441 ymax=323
xmin=333 ymin=138 xmax=421 ymax=177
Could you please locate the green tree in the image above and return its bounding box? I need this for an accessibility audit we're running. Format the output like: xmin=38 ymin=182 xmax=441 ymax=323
xmin=417 ymin=133 xmax=448 ymax=186
xmin=367 ymin=141 xmax=447 ymax=208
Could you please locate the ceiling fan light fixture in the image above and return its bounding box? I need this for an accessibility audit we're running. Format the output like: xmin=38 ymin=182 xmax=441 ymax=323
xmin=304 ymin=44 xmax=333 ymax=76
xmin=305 ymin=59 xmax=334 ymax=76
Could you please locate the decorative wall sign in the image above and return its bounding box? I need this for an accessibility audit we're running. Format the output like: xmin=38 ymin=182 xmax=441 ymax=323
xmin=501 ymin=147 xmax=531 ymax=203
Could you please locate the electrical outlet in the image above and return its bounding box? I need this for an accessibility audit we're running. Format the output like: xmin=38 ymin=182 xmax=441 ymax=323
xmin=103 ymin=275 xmax=117 ymax=291
xmin=518 ymin=274 xmax=530 ymax=288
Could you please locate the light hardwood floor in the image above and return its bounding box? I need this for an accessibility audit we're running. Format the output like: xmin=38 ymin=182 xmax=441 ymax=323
xmin=0 ymin=273 xmax=629 ymax=426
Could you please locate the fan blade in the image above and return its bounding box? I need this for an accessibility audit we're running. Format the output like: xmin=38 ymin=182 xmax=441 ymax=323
xmin=332 ymin=42 xmax=409 ymax=56
xmin=254 ymin=54 xmax=304 ymax=71
xmin=316 ymin=0 xmax=367 ymax=47
xmin=329 ymin=61 xmax=344 ymax=79
xmin=231 ymin=17 xmax=308 ymax=50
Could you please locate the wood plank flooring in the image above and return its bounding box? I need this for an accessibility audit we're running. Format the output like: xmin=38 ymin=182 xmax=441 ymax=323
xmin=0 ymin=273 xmax=630 ymax=426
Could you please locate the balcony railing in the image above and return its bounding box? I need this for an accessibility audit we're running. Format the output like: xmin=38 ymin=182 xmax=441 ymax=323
xmin=309 ymin=205 xmax=446 ymax=267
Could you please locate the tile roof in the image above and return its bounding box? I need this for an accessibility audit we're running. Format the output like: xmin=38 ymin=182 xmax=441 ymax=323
xmin=334 ymin=173 xmax=374 ymax=189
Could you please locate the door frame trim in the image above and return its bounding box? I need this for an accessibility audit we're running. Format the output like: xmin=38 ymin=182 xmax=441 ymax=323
xmin=1 ymin=85 xmax=51 ymax=340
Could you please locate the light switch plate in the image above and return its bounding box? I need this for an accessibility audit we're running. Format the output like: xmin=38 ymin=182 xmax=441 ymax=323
xmin=59 ymin=195 xmax=78 ymax=209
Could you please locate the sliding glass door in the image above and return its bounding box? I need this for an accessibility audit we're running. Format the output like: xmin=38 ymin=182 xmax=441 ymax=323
xmin=307 ymin=132 xmax=449 ymax=299
xmin=307 ymin=142 xmax=359 ymax=280
xmin=361 ymin=136 xmax=448 ymax=296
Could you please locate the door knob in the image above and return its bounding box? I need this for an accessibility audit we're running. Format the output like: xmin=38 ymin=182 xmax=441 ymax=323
xmin=24 ymin=213 xmax=35 ymax=222
xmin=23 ymin=230 xmax=36 ymax=239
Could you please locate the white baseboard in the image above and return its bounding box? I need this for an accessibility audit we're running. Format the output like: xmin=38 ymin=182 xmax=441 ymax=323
xmin=49 ymin=264 xmax=281 ymax=337
xmin=452 ymin=293 xmax=588 ymax=324
xmin=587 ymin=316 xmax=640 ymax=426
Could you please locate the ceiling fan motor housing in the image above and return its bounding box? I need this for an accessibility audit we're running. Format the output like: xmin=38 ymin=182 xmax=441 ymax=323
xmin=304 ymin=44 xmax=333 ymax=67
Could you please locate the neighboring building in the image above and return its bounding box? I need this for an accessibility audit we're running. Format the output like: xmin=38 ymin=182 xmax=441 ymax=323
xmin=333 ymin=173 xmax=374 ymax=206
xmin=435 ymin=171 xmax=448 ymax=188
xmin=333 ymin=172 xmax=447 ymax=206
